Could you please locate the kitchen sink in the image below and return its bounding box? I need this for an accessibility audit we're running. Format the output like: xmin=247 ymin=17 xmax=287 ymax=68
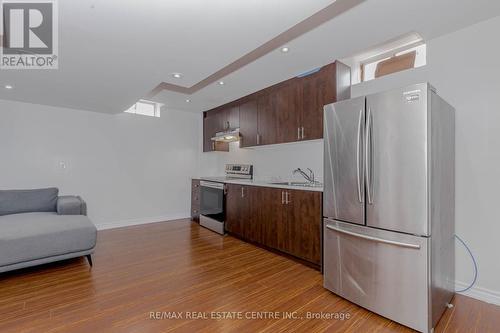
xmin=269 ymin=181 xmax=323 ymax=188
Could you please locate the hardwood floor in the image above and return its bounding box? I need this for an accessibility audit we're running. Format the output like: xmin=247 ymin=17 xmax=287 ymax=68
xmin=0 ymin=219 xmax=498 ymax=332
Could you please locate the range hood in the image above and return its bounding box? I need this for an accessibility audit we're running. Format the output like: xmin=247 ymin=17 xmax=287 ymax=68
xmin=211 ymin=128 xmax=240 ymax=143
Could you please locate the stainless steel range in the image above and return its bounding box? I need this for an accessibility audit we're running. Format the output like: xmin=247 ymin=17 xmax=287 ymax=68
xmin=199 ymin=164 xmax=253 ymax=234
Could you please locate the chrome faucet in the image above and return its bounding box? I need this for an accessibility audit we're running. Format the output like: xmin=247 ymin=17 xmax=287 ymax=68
xmin=293 ymin=168 xmax=315 ymax=183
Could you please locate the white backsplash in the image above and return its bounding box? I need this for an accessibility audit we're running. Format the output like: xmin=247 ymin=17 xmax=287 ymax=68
xmin=203 ymin=139 xmax=324 ymax=183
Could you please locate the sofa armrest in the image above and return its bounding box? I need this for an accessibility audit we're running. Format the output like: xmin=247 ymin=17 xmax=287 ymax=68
xmin=57 ymin=196 xmax=87 ymax=216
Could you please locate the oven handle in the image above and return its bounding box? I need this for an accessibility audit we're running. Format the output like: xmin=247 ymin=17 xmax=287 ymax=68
xmin=200 ymin=181 xmax=225 ymax=190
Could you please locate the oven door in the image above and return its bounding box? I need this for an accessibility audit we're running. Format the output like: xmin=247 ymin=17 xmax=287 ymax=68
xmin=199 ymin=181 xmax=225 ymax=234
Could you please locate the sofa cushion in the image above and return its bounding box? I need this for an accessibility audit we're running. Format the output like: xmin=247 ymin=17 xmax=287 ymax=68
xmin=0 ymin=212 xmax=97 ymax=267
xmin=0 ymin=188 xmax=59 ymax=216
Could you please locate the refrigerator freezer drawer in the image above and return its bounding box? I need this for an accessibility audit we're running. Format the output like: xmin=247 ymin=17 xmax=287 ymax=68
xmin=323 ymin=219 xmax=430 ymax=333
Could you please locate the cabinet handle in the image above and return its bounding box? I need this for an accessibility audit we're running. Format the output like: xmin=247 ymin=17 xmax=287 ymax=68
xmin=285 ymin=191 xmax=290 ymax=204
xmin=212 ymin=142 xmax=215 ymax=150
xmin=241 ymin=187 xmax=244 ymax=198
xmin=281 ymin=191 xmax=285 ymax=204
xmin=301 ymin=127 xmax=305 ymax=139
xmin=257 ymin=133 xmax=260 ymax=145
xmin=297 ymin=127 xmax=301 ymax=140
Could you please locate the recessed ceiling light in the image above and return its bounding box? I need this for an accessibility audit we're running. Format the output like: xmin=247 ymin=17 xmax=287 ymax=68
xmin=172 ymin=73 xmax=182 ymax=79
xmin=185 ymin=99 xmax=191 ymax=103
xmin=218 ymin=81 xmax=224 ymax=85
xmin=5 ymin=85 xmax=13 ymax=89
xmin=281 ymin=46 xmax=289 ymax=53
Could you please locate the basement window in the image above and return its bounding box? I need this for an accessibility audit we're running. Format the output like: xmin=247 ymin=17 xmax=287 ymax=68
xmin=124 ymin=100 xmax=163 ymax=117
xmin=342 ymin=33 xmax=427 ymax=84
xmin=361 ymin=44 xmax=426 ymax=82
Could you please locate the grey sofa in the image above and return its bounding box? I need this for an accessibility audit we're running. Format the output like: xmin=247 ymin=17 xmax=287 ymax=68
xmin=0 ymin=188 xmax=97 ymax=273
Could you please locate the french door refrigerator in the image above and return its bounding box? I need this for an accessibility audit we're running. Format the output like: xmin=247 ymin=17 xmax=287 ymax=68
xmin=323 ymin=83 xmax=455 ymax=333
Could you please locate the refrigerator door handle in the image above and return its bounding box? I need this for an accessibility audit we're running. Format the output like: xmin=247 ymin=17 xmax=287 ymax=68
xmin=356 ymin=109 xmax=364 ymax=203
xmin=325 ymin=224 xmax=421 ymax=249
xmin=365 ymin=108 xmax=373 ymax=204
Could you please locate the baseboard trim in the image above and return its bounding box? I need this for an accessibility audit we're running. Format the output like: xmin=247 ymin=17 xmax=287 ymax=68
xmin=95 ymin=213 xmax=190 ymax=231
xmin=455 ymin=280 xmax=500 ymax=306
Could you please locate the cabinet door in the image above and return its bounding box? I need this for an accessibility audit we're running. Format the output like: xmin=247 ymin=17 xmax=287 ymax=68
xmin=242 ymin=186 xmax=260 ymax=242
xmin=303 ymin=62 xmax=351 ymax=141
xmin=203 ymin=111 xmax=229 ymax=152
xmin=256 ymin=187 xmax=285 ymax=248
xmin=225 ymin=184 xmax=242 ymax=235
xmin=300 ymin=65 xmax=336 ymax=141
xmin=286 ymin=189 xmax=322 ymax=264
xmin=203 ymin=112 xmax=216 ymax=152
xmin=257 ymin=91 xmax=277 ymax=145
xmin=227 ymin=105 xmax=240 ymax=130
xmin=274 ymin=81 xmax=301 ymax=144
xmin=239 ymin=99 xmax=258 ymax=148
xmin=218 ymin=106 xmax=240 ymax=131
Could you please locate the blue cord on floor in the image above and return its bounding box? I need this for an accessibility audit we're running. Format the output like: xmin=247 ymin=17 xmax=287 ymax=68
xmin=455 ymin=234 xmax=478 ymax=293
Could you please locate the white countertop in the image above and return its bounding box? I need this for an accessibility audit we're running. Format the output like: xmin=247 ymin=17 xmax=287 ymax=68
xmin=198 ymin=176 xmax=323 ymax=192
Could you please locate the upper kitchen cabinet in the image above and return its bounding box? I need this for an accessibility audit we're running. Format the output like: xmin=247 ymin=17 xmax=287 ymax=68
xmin=203 ymin=110 xmax=229 ymax=152
xmin=274 ymin=80 xmax=302 ymax=144
xmin=219 ymin=105 xmax=240 ymax=132
xmin=239 ymin=98 xmax=258 ymax=148
xmin=202 ymin=60 xmax=351 ymax=151
xmin=299 ymin=62 xmax=352 ymax=141
xmin=256 ymin=90 xmax=277 ymax=146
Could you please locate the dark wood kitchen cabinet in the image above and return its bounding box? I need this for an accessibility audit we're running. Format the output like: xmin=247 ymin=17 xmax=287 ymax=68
xmin=298 ymin=62 xmax=351 ymax=140
xmin=256 ymin=187 xmax=284 ymax=249
xmin=191 ymin=179 xmax=201 ymax=222
xmin=286 ymin=189 xmax=322 ymax=264
xmin=226 ymin=184 xmax=262 ymax=243
xmin=219 ymin=105 xmax=240 ymax=131
xmin=202 ymin=60 xmax=351 ymax=151
xmin=203 ymin=110 xmax=229 ymax=152
xmin=273 ymin=80 xmax=301 ymax=144
xmin=225 ymin=184 xmax=246 ymax=236
xmin=264 ymin=187 xmax=321 ymax=264
xmin=256 ymin=91 xmax=277 ymax=146
xmin=238 ymin=98 xmax=258 ymax=148
xmin=225 ymin=184 xmax=322 ymax=266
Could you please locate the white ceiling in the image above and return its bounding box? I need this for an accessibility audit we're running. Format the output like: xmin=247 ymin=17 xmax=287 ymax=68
xmin=1 ymin=0 xmax=500 ymax=114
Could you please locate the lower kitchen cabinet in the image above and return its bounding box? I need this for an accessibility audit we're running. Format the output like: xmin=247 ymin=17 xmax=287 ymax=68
xmin=286 ymin=189 xmax=322 ymax=264
xmin=226 ymin=184 xmax=262 ymax=243
xmin=226 ymin=184 xmax=246 ymax=236
xmin=191 ymin=179 xmax=200 ymax=221
xmin=225 ymin=184 xmax=321 ymax=265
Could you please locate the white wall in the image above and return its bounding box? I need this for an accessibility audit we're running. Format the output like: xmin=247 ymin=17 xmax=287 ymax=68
xmin=0 ymin=99 xmax=200 ymax=229
xmin=201 ymin=15 xmax=500 ymax=304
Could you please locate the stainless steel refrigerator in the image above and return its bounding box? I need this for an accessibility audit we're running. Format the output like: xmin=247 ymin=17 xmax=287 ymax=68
xmin=323 ymin=83 xmax=455 ymax=333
